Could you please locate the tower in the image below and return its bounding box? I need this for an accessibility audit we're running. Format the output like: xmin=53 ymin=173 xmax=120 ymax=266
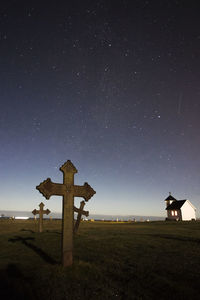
xmin=165 ymin=192 xmax=177 ymax=208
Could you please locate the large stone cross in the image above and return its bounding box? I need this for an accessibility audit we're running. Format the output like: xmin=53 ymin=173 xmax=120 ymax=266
xmin=32 ymin=202 xmax=51 ymax=233
xmin=74 ymin=200 xmax=89 ymax=234
xmin=36 ymin=160 xmax=96 ymax=267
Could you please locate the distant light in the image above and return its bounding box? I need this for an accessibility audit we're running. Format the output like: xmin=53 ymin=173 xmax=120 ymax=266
xmin=15 ymin=216 xmax=29 ymax=220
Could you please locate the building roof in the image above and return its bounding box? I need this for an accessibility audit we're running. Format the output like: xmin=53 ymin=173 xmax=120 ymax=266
xmin=166 ymin=200 xmax=186 ymax=210
xmin=165 ymin=194 xmax=177 ymax=201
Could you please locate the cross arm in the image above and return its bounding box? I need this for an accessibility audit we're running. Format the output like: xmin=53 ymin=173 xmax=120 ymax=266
xmin=74 ymin=206 xmax=89 ymax=217
xmin=36 ymin=178 xmax=66 ymax=199
xmin=73 ymin=182 xmax=96 ymax=201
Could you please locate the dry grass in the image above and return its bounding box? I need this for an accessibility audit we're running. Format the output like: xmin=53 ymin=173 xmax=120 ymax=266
xmin=0 ymin=219 xmax=200 ymax=299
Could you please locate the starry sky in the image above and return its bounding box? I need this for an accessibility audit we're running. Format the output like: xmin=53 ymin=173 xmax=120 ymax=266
xmin=0 ymin=0 xmax=200 ymax=217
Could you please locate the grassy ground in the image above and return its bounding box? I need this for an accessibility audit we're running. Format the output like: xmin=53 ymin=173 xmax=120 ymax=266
xmin=0 ymin=219 xmax=200 ymax=299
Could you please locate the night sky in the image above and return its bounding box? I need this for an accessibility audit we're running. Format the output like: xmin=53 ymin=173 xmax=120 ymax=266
xmin=0 ymin=1 xmax=200 ymax=217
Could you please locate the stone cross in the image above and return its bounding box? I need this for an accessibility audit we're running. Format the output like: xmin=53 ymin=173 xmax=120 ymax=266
xmin=32 ymin=202 xmax=51 ymax=233
xmin=74 ymin=200 xmax=89 ymax=233
xmin=36 ymin=160 xmax=96 ymax=267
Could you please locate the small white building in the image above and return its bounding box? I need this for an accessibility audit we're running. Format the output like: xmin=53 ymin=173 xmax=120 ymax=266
xmin=165 ymin=193 xmax=196 ymax=221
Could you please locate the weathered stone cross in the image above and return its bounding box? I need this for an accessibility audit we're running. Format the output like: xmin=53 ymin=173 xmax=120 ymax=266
xmin=32 ymin=202 xmax=51 ymax=233
xmin=74 ymin=200 xmax=89 ymax=234
xmin=36 ymin=160 xmax=96 ymax=267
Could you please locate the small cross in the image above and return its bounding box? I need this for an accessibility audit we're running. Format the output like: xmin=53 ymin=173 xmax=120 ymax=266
xmin=32 ymin=202 xmax=51 ymax=233
xmin=74 ymin=200 xmax=89 ymax=233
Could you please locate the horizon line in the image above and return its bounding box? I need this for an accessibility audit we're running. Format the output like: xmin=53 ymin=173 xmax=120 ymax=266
xmin=0 ymin=209 xmax=165 ymax=218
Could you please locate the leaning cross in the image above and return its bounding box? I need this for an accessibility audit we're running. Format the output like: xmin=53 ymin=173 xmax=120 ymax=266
xmin=74 ymin=200 xmax=89 ymax=233
xmin=36 ymin=160 xmax=96 ymax=267
xmin=32 ymin=202 xmax=51 ymax=233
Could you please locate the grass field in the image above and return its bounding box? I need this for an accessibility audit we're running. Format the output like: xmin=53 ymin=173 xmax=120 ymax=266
xmin=0 ymin=219 xmax=200 ymax=299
